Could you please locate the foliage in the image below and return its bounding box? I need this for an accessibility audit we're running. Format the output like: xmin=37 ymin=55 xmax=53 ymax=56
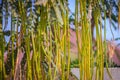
xmin=0 ymin=0 xmax=120 ymax=80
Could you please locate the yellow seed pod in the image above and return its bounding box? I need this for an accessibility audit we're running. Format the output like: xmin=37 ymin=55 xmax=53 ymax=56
xmin=0 ymin=24 xmax=2 ymax=31
xmin=35 ymin=0 xmax=48 ymax=7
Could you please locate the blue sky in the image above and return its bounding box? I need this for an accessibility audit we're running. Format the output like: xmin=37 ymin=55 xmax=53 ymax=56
xmin=0 ymin=0 xmax=1 ymax=4
xmin=68 ymin=0 xmax=120 ymax=44
xmin=1 ymin=0 xmax=120 ymax=44
xmin=68 ymin=0 xmax=75 ymax=13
